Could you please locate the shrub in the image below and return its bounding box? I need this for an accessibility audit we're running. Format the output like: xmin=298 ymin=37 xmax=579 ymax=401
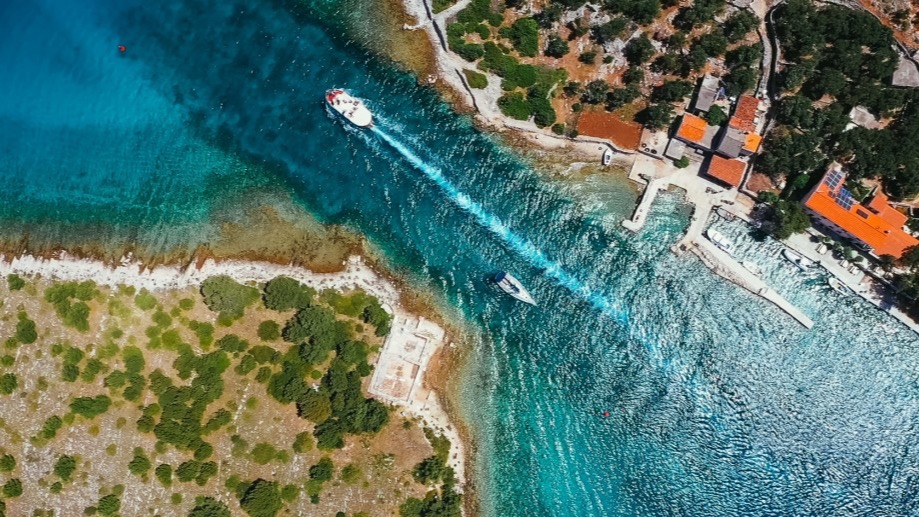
xmin=675 ymin=156 xmax=690 ymax=168
xmin=97 ymin=494 xmax=120 ymax=516
xmin=239 ymin=479 xmax=283 ymax=517
xmin=0 ymin=373 xmax=17 ymax=395
xmin=551 ymin=123 xmax=565 ymax=135
xmin=545 ymin=34 xmax=569 ymax=58
xmin=705 ymin=104 xmax=728 ymax=126
xmin=462 ymin=69 xmax=488 ymax=89
xmin=340 ymin=464 xmax=362 ymax=484
xmin=196 ymin=461 xmax=218 ymax=486
xmin=128 ymin=450 xmax=151 ymax=476
xmin=263 ymin=277 xmax=314 ymax=311
xmin=177 ymin=460 xmax=202 ymax=482
xmin=257 ymin=321 xmax=281 ymax=341
xmin=6 ymin=274 xmax=25 ymax=291
xmin=251 ymin=443 xmax=278 ymax=465
xmin=45 ymin=282 xmax=95 ymax=332
xmin=624 ymin=34 xmax=655 ymax=65
xmin=293 ymin=432 xmax=314 ymax=453
xmin=217 ymin=334 xmax=249 ymax=353
xmin=498 ymin=92 xmax=530 ymax=120
xmin=500 ymin=18 xmax=539 ymax=57
xmin=309 ymin=457 xmax=334 ymax=482
xmin=40 ymin=415 xmax=63 ymax=440
xmin=201 ymin=276 xmax=260 ymax=321
xmin=135 ymin=289 xmax=157 ymax=310
xmin=70 ymin=395 xmax=111 ymax=419
xmin=578 ymin=51 xmax=597 ymax=64
xmin=189 ymin=496 xmax=231 ymax=517
xmin=0 ymin=454 xmax=15 ymax=472
xmin=155 ymin=463 xmax=173 ymax=486
xmin=282 ymin=306 xmax=340 ymax=345
xmin=2 ymin=479 xmax=22 ymax=497
xmin=14 ymin=312 xmax=37 ymax=344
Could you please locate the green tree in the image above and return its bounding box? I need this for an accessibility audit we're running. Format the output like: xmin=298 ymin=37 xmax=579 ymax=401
xmin=652 ymin=80 xmax=693 ymax=102
xmin=772 ymin=200 xmax=811 ymax=239
xmin=544 ymin=34 xmax=569 ymax=58
xmin=639 ymin=103 xmax=675 ymax=129
xmin=724 ymin=66 xmax=757 ymax=97
xmin=724 ymin=11 xmax=759 ymax=42
xmin=705 ymin=105 xmax=728 ymax=126
xmin=201 ymin=276 xmax=260 ymax=320
xmin=592 ymin=17 xmax=628 ymax=44
xmin=70 ymin=395 xmax=111 ymax=418
xmin=6 ymin=274 xmax=25 ymax=291
xmin=309 ymin=457 xmax=335 ymax=482
xmin=578 ymin=50 xmax=597 ymax=64
xmin=189 ymin=496 xmax=231 ymax=517
xmin=581 ymin=79 xmax=609 ymax=104
xmin=262 ymin=277 xmax=314 ymax=312
xmin=2 ymin=479 xmax=22 ymax=498
xmin=694 ymin=30 xmax=728 ymax=57
xmin=675 ymin=156 xmax=690 ymax=168
xmin=0 ymin=454 xmax=15 ymax=472
xmin=622 ymin=66 xmax=644 ymax=86
xmin=624 ymin=34 xmax=655 ymax=65
xmin=239 ymin=479 xmax=284 ymax=517
xmin=501 ymin=18 xmax=539 ymax=57
xmin=128 ymin=450 xmax=151 ymax=476
xmin=899 ymin=245 xmax=919 ymax=270
xmin=54 ymin=455 xmax=76 ymax=481
xmin=462 ymin=69 xmax=488 ymax=89
xmin=0 ymin=373 xmax=17 ymax=395
xmin=97 ymin=494 xmax=120 ymax=516
xmin=155 ymin=463 xmax=173 ymax=486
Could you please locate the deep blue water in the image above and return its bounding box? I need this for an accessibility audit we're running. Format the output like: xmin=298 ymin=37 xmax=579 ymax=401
xmin=1 ymin=1 xmax=918 ymax=515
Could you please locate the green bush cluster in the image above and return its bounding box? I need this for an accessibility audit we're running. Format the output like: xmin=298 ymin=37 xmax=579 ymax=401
xmin=0 ymin=373 xmax=16 ymax=396
xmin=13 ymin=312 xmax=37 ymax=345
xmin=128 ymin=448 xmax=151 ymax=476
xmin=462 ymin=69 xmax=488 ymax=89
xmin=201 ymin=276 xmax=260 ymax=323
xmin=320 ymin=289 xmax=393 ymax=337
xmin=45 ymin=281 xmax=97 ymax=332
xmin=187 ymin=320 xmax=215 ymax=349
xmin=38 ymin=415 xmax=63 ymax=441
xmin=401 ymin=429 xmax=461 ymax=517
xmin=70 ymin=395 xmax=111 ymax=419
xmin=263 ymin=276 xmax=315 ymax=311
xmin=499 ymin=18 xmax=539 ymax=57
xmin=2 ymin=479 xmax=22 ymax=498
xmin=257 ymin=320 xmax=281 ymax=341
xmin=6 ymin=274 xmax=25 ymax=291
xmin=455 ymin=0 xmax=503 ymax=26
xmin=189 ymin=496 xmax=231 ymax=517
xmin=446 ymin=23 xmax=485 ymax=62
xmin=238 ymin=479 xmax=284 ymax=517
xmin=53 ymin=455 xmax=76 ymax=481
xmin=0 ymin=454 xmax=15 ymax=473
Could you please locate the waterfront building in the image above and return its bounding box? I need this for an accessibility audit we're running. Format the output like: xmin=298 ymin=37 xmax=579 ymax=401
xmin=674 ymin=113 xmax=718 ymax=151
xmin=803 ymin=166 xmax=919 ymax=258
xmin=703 ymin=155 xmax=746 ymax=188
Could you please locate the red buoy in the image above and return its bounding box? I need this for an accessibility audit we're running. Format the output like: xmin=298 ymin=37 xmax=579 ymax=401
xmin=603 ymin=411 xmax=610 ymax=417
xmin=117 ymin=45 xmax=126 ymax=52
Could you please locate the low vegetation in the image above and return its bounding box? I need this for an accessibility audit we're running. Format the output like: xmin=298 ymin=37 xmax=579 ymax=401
xmin=0 ymin=273 xmax=439 ymax=516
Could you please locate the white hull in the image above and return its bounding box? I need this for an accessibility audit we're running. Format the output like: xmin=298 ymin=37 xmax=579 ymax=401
xmin=326 ymin=89 xmax=373 ymax=128
xmin=782 ymin=249 xmax=814 ymax=270
xmin=602 ymin=148 xmax=613 ymax=166
xmin=828 ymin=277 xmax=855 ymax=296
xmin=741 ymin=261 xmax=762 ymax=277
xmin=705 ymin=228 xmax=736 ymax=255
xmin=495 ymin=272 xmax=536 ymax=305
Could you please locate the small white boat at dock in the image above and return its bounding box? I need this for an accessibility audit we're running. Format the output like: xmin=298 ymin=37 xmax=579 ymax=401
xmin=705 ymin=228 xmax=736 ymax=255
xmin=602 ymin=148 xmax=613 ymax=166
xmin=494 ymin=271 xmax=536 ymax=305
xmin=782 ymin=249 xmax=814 ymax=270
xmin=828 ymin=277 xmax=855 ymax=296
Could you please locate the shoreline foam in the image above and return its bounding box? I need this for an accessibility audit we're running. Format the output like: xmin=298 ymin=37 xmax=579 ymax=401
xmin=0 ymin=251 xmax=466 ymax=490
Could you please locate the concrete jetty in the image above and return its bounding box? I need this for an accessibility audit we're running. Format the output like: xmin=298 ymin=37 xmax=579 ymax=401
xmin=622 ymin=154 xmax=815 ymax=329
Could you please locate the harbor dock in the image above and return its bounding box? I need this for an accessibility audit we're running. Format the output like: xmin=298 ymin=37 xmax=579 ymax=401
xmin=623 ymin=155 xmax=815 ymax=329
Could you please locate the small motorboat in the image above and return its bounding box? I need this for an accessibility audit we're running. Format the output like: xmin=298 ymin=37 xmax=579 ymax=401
xmin=602 ymin=148 xmax=613 ymax=166
xmin=782 ymin=249 xmax=814 ymax=270
xmin=494 ymin=271 xmax=536 ymax=305
xmin=705 ymin=228 xmax=736 ymax=255
xmin=828 ymin=277 xmax=855 ymax=296
xmin=741 ymin=261 xmax=763 ymax=277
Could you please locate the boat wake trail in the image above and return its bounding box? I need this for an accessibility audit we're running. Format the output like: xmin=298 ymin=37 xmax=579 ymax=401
xmin=371 ymin=125 xmax=627 ymax=324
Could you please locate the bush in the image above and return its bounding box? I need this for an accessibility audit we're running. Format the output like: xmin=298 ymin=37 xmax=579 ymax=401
xmin=45 ymin=281 xmax=96 ymax=332
xmin=2 ymin=479 xmax=22 ymax=498
xmin=97 ymin=494 xmax=120 ymax=516
xmin=0 ymin=373 xmax=17 ymax=395
xmin=239 ymin=479 xmax=284 ymax=517
xmin=177 ymin=460 xmax=202 ymax=482
xmin=500 ymin=18 xmax=539 ymax=57
xmin=309 ymin=457 xmax=334 ymax=482
xmin=498 ymin=92 xmax=530 ymax=120
xmin=189 ymin=496 xmax=231 ymax=517
xmin=724 ymin=10 xmax=759 ymax=42
xmin=201 ymin=276 xmax=260 ymax=321
xmin=155 ymin=463 xmax=173 ymax=486
xmin=282 ymin=305 xmax=340 ymax=345
xmin=705 ymin=104 xmax=728 ymax=126
xmin=462 ymin=69 xmax=488 ymax=89
xmin=135 ymin=290 xmax=157 ymax=311
xmin=0 ymin=454 xmax=14 ymax=473
xmin=40 ymin=415 xmax=63 ymax=440
xmin=70 ymin=395 xmax=111 ymax=419
xmin=340 ymin=464 xmax=362 ymax=484
xmin=6 ymin=274 xmax=25 ymax=291
xmin=128 ymin=450 xmax=151 ymax=476
xmin=581 ymin=79 xmax=609 ymax=104
xmin=551 ymin=123 xmax=565 ymax=135
xmin=251 ymin=443 xmax=279 ymax=465
xmin=578 ymin=51 xmax=597 ymax=64
xmin=624 ymin=34 xmax=655 ymax=65
xmin=675 ymin=156 xmax=690 ymax=168
xmin=545 ymin=34 xmax=569 ymax=58
xmin=652 ymin=80 xmax=693 ymax=102
xmin=263 ymin=277 xmax=314 ymax=311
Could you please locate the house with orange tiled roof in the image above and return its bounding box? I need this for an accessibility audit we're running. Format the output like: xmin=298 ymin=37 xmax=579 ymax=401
xmin=803 ymin=165 xmax=919 ymax=258
xmin=729 ymin=95 xmax=761 ymax=133
xmin=674 ymin=114 xmax=719 ymax=150
xmin=704 ymin=155 xmax=747 ymax=188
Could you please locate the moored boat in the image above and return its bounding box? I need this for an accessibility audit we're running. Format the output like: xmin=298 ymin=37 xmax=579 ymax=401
xmin=494 ymin=271 xmax=536 ymax=305
xmin=705 ymin=228 xmax=736 ymax=255
xmin=325 ymin=88 xmax=373 ymax=128
xmin=782 ymin=249 xmax=814 ymax=270
xmin=602 ymin=148 xmax=613 ymax=166
xmin=828 ymin=277 xmax=855 ymax=296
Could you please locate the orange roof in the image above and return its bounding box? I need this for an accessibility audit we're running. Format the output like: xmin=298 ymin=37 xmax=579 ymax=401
xmin=576 ymin=111 xmax=642 ymax=150
xmin=866 ymin=190 xmax=908 ymax=228
xmin=804 ymin=171 xmax=919 ymax=258
xmin=743 ymin=133 xmax=762 ymax=153
xmin=705 ymin=156 xmax=746 ymax=187
xmin=676 ymin=114 xmax=708 ymax=144
xmin=729 ymin=95 xmax=759 ymax=133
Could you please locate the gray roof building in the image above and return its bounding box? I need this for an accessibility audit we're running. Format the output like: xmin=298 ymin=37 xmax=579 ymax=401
xmin=664 ymin=138 xmax=686 ymax=160
xmin=693 ymin=74 xmax=720 ymax=113
xmin=715 ymin=126 xmax=746 ymax=159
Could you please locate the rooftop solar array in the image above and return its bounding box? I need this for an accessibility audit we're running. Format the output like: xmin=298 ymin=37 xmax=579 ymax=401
xmin=826 ymin=169 xmax=844 ymax=190
xmin=836 ymin=187 xmax=855 ymax=210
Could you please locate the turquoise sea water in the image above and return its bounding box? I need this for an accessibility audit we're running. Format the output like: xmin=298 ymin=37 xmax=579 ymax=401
xmin=1 ymin=1 xmax=918 ymax=515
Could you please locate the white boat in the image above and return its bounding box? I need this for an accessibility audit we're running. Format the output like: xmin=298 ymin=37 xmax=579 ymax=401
xmin=782 ymin=249 xmax=814 ymax=270
xmin=705 ymin=228 xmax=736 ymax=255
xmin=494 ymin=271 xmax=536 ymax=305
xmin=741 ymin=261 xmax=763 ymax=277
xmin=827 ymin=277 xmax=855 ymax=296
xmin=602 ymin=148 xmax=613 ymax=166
xmin=325 ymin=88 xmax=373 ymax=128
